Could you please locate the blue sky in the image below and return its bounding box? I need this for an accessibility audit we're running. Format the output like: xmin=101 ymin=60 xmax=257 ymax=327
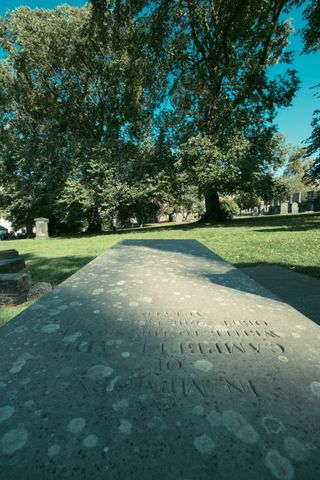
xmin=0 ymin=0 xmax=319 ymax=150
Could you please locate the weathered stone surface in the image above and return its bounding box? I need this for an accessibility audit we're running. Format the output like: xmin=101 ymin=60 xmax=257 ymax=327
xmin=291 ymin=201 xmax=299 ymax=214
xmin=0 ymin=256 xmax=26 ymax=274
xmin=0 ymin=249 xmax=19 ymax=260
xmin=0 ymin=240 xmax=319 ymax=479
xmin=280 ymin=202 xmax=288 ymax=215
xmin=27 ymin=282 xmax=52 ymax=301
xmin=34 ymin=217 xmax=49 ymax=240
xmin=0 ymin=273 xmax=32 ymax=305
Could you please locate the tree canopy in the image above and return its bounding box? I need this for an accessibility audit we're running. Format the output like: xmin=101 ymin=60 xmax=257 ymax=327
xmin=300 ymin=0 xmax=320 ymax=182
xmin=0 ymin=0 xmax=313 ymax=231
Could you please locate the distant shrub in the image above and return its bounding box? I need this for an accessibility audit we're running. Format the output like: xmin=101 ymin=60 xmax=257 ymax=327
xmin=220 ymin=197 xmax=240 ymax=219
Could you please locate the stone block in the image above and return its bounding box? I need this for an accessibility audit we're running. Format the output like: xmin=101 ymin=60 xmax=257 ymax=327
xmin=27 ymin=282 xmax=52 ymax=301
xmin=175 ymin=213 xmax=184 ymax=224
xmin=0 ymin=256 xmax=26 ymax=274
xmin=0 ymin=272 xmax=32 ymax=305
xmin=291 ymin=201 xmax=299 ymax=214
xmin=0 ymin=249 xmax=19 ymax=260
xmin=34 ymin=217 xmax=49 ymax=239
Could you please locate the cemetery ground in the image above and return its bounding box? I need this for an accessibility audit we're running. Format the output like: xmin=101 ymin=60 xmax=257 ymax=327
xmin=0 ymin=212 xmax=319 ymax=327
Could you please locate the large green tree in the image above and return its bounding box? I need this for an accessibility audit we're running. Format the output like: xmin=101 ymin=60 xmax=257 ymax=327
xmin=301 ymin=0 xmax=320 ymax=181
xmin=149 ymin=0 xmax=300 ymax=219
xmin=0 ymin=3 xmax=165 ymax=233
xmin=0 ymin=1 xmax=305 ymax=229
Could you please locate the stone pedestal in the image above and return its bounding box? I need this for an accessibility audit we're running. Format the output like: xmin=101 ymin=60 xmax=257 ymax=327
xmin=280 ymin=202 xmax=288 ymax=214
xmin=291 ymin=202 xmax=299 ymax=214
xmin=175 ymin=213 xmax=184 ymax=224
xmin=34 ymin=217 xmax=49 ymax=240
xmin=0 ymin=249 xmax=31 ymax=305
xmin=0 ymin=272 xmax=32 ymax=305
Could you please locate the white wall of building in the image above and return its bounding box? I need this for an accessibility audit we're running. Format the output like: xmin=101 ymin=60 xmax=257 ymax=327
xmin=0 ymin=215 xmax=12 ymax=232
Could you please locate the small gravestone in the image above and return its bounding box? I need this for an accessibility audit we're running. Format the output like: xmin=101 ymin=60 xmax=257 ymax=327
xmin=0 ymin=272 xmax=32 ymax=305
xmin=0 ymin=249 xmax=18 ymax=260
xmin=280 ymin=202 xmax=288 ymax=214
xmin=175 ymin=213 xmax=184 ymax=224
xmin=0 ymin=250 xmax=31 ymax=304
xmin=0 ymin=240 xmax=319 ymax=479
xmin=34 ymin=217 xmax=49 ymax=240
xmin=27 ymin=282 xmax=52 ymax=301
xmin=0 ymin=256 xmax=26 ymax=274
xmin=291 ymin=201 xmax=299 ymax=214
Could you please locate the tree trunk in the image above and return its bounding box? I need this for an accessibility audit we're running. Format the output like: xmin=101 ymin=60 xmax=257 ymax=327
xmin=25 ymin=221 xmax=33 ymax=237
xmin=87 ymin=207 xmax=102 ymax=233
xmin=202 ymin=188 xmax=222 ymax=221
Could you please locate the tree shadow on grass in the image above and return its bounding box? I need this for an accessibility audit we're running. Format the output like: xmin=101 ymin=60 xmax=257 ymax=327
xmin=117 ymin=239 xmax=320 ymax=326
xmin=21 ymin=253 xmax=96 ymax=286
xmin=233 ymin=261 xmax=320 ymax=279
xmin=229 ymin=213 xmax=320 ymax=227
xmin=252 ymin=222 xmax=320 ymax=233
xmin=238 ymin=261 xmax=320 ymax=325
xmin=107 ymin=213 xmax=320 ymax=234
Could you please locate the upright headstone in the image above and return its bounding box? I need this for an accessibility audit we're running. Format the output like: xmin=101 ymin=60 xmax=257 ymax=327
xmin=0 ymin=240 xmax=319 ymax=479
xmin=291 ymin=201 xmax=299 ymax=214
xmin=280 ymin=202 xmax=288 ymax=214
xmin=270 ymin=199 xmax=280 ymax=214
xmin=34 ymin=217 xmax=49 ymax=240
xmin=175 ymin=213 xmax=184 ymax=224
xmin=0 ymin=272 xmax=32 ymax=304
xmin=0 ymin=249 xmax=31 ymax=304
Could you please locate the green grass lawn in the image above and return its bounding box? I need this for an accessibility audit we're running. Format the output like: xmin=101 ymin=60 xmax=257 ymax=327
xmin=1 ymin=212 xmax=319 ymax=326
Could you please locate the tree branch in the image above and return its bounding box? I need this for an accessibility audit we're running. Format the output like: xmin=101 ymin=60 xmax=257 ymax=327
xmin=259 ymin=0 xmax=288 ymax=65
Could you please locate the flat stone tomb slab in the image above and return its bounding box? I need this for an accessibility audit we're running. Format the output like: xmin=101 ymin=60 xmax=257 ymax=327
xmin=0 ymin=273 xmax=32 ymax=305
xmin=0 ymin=250 xmax=19 ymax=260
xmin=0 ymin=240 xmax=320 ymax=480
xmin=0 ymin=256 xmax=26 ymax=274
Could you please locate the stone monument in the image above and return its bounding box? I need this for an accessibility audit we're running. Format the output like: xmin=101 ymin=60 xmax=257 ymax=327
xmin=34 ymin=217 xmax=49 ymax=240
xmin=0 ymin=249 xmax=31 ymax=304
xmin=291 ymin=201 xmax=299 ymax=214
xmin=175 ymin=213 xmax=184 ymax=224
xmin=280 ymin=202 xmax=288 ymax=215
xmin=0 ymin=240 xmax=319 ymax=479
